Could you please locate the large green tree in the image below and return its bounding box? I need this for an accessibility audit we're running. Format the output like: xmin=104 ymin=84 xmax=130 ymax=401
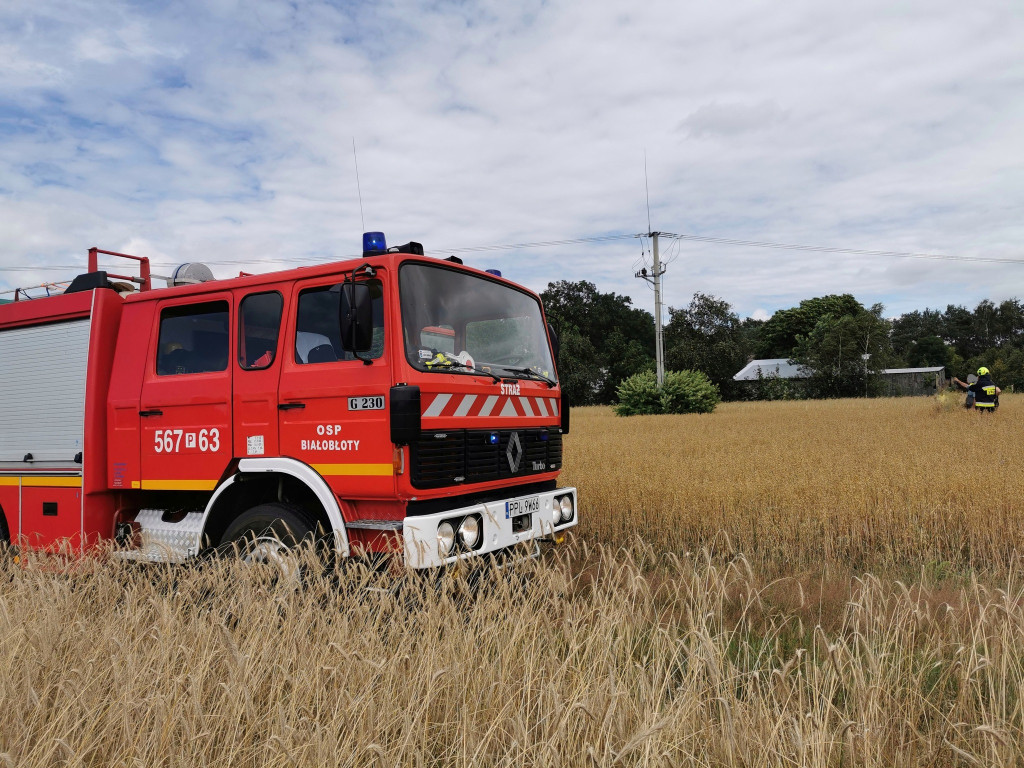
xmin=758 ymin=294 xmax=863 ymax=358
xmin=541 ymin=280 xmax=654 ymax=355
xmin=906 ymin=335 xmax=950 ymax=368
xmin=554 ymin=327 xmax=604 ymax=406
xmin=793 ymin=304 xmax=895 ymax=397
xmin=664 ymin=293 xmax=752 ymax=399
xmin=541 ymin=280 xmax=654 ymax=405
xmin=890 ymin=309 xmax=945 ymax=363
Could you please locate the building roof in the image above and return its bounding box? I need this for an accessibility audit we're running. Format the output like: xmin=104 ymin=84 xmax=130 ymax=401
xmin=880 ymin=367 xmax=945 ymax=375
xmin=734 ymin=361 xmax=946 ymax=381
xmin=733 ymin=358 xmax=809 ymax=381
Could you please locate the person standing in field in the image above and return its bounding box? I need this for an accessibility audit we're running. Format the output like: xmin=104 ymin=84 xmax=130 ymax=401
xmin=951 ymin=373 xmax=977 ymax=408
xmin=952 ymin=367 xmax=1000 ymax=412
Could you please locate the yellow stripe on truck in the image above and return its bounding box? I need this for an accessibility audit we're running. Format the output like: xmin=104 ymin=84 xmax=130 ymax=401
xmin=22 ymin=476 xmax=83 ymax=488
xmin=313 ymin=463 xmax=394 ymax=477
xmin=139 ymin=479 xmax=218 ymax=491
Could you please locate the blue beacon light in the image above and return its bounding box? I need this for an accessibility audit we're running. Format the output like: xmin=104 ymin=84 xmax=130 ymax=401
xmin=363 ymin=231 xmax=387 ymax=252
xmin=488 ymin=432 xmax=500 ymax=445
xmin=485 ymin=269 xmax=502 ymax=277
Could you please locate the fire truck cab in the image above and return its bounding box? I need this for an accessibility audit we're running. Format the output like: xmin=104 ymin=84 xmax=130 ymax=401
xmin=0 ymin=235 xmax=577 ymax=568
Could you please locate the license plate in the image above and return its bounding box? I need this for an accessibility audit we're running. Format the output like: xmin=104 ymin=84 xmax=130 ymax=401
xmin=506 ymin=496 xmax=539 ymax=519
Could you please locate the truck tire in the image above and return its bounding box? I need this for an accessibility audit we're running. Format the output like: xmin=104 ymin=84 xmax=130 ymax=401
xmin=218 ymin=502 xmax=322 ymax=564
xmin=0 ymin=511 xmax=10 ymax=561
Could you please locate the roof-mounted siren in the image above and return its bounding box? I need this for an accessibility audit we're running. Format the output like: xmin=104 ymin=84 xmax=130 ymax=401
xmin=363 ymin=231 xmax=425 ymax=257
xmin=167 ymin=263 xmax=216 ymax=288
xmin=363 ymin=231 xmax=387 ymax=256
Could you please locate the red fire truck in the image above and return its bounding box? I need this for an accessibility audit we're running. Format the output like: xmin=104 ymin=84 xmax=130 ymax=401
xmin=0 ymin=234 xmax=576 ymax=568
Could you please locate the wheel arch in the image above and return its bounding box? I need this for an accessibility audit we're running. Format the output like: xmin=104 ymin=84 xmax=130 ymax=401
xmin=0 ymin=503 xmax=9 ymax=546
xmin=199 ymin=458 xmax=350 ymax=556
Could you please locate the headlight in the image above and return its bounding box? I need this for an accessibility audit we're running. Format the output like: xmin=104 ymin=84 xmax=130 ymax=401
xmin=437 ymin=521 xmax=456 ymax=555
xmin=458 ymin=516 xmax=481 ymax=548
xmin=559 ymin=495 xmax=574 ymax=522
xmin=551 ymin=502 xmax=561 ymax=525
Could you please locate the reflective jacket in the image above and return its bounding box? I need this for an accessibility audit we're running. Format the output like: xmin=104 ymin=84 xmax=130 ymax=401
xmin=968 ymin=374 xmax=998 ymax=408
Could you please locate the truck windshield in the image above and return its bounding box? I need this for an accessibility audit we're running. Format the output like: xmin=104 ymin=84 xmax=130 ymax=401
xmin=400 ymin=263 xmax=557 ymax=382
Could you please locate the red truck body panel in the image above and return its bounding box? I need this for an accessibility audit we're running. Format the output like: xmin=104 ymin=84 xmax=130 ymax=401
xmin=0 ymin=249 xmax=574 ymax=563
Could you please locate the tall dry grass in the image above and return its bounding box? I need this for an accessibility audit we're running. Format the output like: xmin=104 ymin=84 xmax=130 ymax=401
xmin=2 ymin=394 xmax=1024 ymax=766
xmin=563 ymin=395 xmax=1024 ymax=576
xmin=1 ymin=543 xmax=1023 ymax=767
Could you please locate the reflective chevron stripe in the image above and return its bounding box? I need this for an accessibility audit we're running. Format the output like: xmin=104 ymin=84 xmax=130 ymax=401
xmin=423 ymin=393 xmax=452 ymax=418
xmin=422 ymin=393 xmax=559 ymax=419
xmin=478 ymin=395 xmax=499 ymax=417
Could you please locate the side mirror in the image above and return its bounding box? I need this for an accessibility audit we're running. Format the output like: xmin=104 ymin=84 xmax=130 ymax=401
xmin=547 ymin=322 xmax=560 ymax=362
xmin=339 ymin=282 xmax=373 ymax=352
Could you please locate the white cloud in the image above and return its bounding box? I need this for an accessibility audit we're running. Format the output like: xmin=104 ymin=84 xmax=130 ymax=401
xmin=1 ymin=0 xmax=1023 ymax=320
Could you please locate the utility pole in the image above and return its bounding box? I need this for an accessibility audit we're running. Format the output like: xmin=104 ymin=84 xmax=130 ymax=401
xmin=635 ymin=231 xmax=666 ymax=386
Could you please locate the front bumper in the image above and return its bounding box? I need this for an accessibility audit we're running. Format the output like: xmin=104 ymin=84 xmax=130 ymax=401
xmin=402 ymin=487 xmax=578 ymax=569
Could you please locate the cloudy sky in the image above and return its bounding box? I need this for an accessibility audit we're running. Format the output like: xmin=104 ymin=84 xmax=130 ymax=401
xmin=2 ymin=0 xmax=1023 ymax=321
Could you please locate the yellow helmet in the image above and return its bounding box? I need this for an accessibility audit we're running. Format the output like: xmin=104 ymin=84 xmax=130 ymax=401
xmin=978 ymin=366 xmax=990 ymax=376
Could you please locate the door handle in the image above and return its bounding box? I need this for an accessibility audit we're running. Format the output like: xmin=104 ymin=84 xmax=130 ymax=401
xmin=139 ymin=409 xmax=164 ymax=417
xmin=278 ymin=402 xmax=306 ymax=411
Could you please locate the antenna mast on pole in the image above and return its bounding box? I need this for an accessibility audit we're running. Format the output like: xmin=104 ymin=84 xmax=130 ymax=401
xmin=635 ymin=232 xmax=666 ymax=386
xmin=651 ymin=232 xmax=665 ymax=386
xmin=636 ymin=154 xmax=666 ymax=385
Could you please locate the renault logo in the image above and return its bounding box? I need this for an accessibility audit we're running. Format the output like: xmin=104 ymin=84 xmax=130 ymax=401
xmin=506 ymin=431 xmax=523 ymax=473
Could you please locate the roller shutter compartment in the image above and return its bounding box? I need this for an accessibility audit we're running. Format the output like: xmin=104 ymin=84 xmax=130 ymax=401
xmin=0 ymin=318 xmax=91 ymax=463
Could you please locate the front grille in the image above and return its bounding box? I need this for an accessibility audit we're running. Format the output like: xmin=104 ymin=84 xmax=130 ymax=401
xmin=413 ymin=431 xmax=466 ymax=487
xmin=411 ymin=428 xmax=563 ymax=489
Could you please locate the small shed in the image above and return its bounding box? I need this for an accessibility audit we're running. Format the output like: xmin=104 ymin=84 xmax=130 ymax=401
xmin=878 ymin=366 xmax=946 ymax=396
xmin=733 ymin=358 xmax=809 ymax=381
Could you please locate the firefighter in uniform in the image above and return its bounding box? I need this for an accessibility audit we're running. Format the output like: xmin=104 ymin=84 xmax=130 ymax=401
xmin=952 ymin=367 xmax=1000 ymax=412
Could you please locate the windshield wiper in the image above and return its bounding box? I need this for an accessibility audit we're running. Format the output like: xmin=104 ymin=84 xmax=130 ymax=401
xmin=427 ymin=358 xmax=501 ymax=384
xmin=496 ymin=366 xmax=557 ymax=388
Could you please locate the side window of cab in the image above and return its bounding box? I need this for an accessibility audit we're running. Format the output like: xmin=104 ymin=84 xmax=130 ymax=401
xmin=238 ymin=292 xmax=284 ymax=370
xmin=294 ymin=280 xmax=385 ymax=364
xmin=157 ymin=301 xmax=230 ymax=375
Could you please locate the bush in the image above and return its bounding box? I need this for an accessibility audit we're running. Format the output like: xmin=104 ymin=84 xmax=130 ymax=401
xmin=613 ymin=369 xmax=662 ymax=415
xmin=660 ymin=369 xmax=721 ymax=414
xmin=614 ymin=369 xmax=720 ymax=416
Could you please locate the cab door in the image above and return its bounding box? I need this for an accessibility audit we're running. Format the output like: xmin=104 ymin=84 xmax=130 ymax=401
xmin=233 ymin=290 xmax=285 ymax=459
xmin=139 ymin=297 xmax=232 ymax=492
xmin=278 ymin=276 xmax=393 ymax=498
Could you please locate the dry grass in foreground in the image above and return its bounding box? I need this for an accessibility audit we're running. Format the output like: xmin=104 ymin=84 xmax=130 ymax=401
xmin=562 ymin=395 xmax=1024 ymax=576
xmin=1 ymin=542 xmax=1022 ymax=767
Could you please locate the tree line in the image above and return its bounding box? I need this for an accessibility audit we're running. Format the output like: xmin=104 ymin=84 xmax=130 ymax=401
xmin=541 ymin=280 xmax=1024 ymax=404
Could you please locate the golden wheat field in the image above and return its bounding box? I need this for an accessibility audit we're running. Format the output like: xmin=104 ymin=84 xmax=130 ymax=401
xmin=2 ymin=396 xmax=1023 ymax=767
xmin=564 ymin=394 xmax=1024 ymax=577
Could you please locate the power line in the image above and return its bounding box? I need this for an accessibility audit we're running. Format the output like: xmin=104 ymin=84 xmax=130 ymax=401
xmin=658 ymin=232 xmax=1024 ymax=265
xmin=1 ymin=230 xmax=1021 ymax=275
xmin=435 ymin=234 xmax=638 ymax=254
xmin=0 ymin=234 xmax=641 ymax=274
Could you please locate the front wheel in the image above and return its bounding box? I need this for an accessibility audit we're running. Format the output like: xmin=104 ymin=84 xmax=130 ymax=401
xmin=219 ymin=502 xmax=323 ymax=568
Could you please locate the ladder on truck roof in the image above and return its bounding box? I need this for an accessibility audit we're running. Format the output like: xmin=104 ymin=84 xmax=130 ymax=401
xmin=0 ymin=248 xmax=152 ymax=301
xmin=0 ymin=280 xmax=72 ymax=302
xmin=88 ymin=247 xmax=152 ymax=292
